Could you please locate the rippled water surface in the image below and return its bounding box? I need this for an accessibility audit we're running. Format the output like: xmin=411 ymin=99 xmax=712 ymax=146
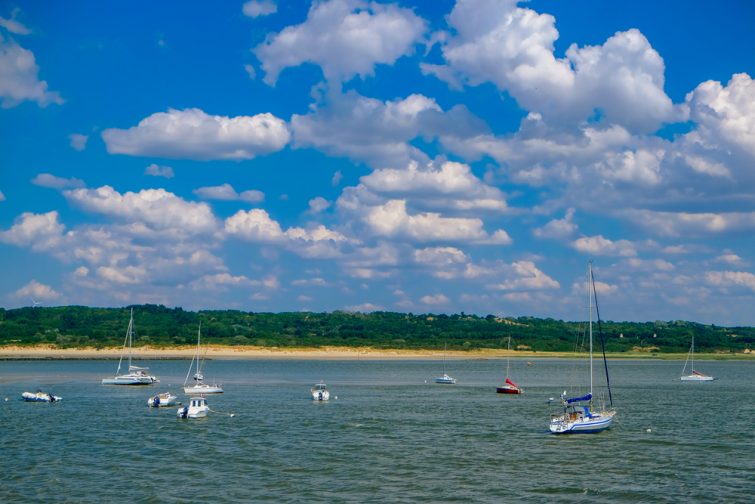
xmin=1 ymin=358 xmax=753 ymax=503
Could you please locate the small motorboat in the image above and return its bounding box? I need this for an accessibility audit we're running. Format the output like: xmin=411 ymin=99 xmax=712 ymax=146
xmin=177 ymin=396 xmax=209 ymax=419
xmin=311 ymin=381 xmax=330 ymax=401
xmin=148 ymin=392 xmax=178 ymax=407
xmin=22 ymin=391 xmax=62 ymax=403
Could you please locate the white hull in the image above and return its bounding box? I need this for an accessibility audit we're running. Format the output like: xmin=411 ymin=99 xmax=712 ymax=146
xmin=22 ymin=391 xmax=62 ymax=402
xmin=312 ymin=390 xmax=330 ymax=401
xmin=177 ymin=397 xmax=209 ymax=419
xmin=184 ymin=384 xmax=223 ymax=394
xmin=550 ymin=409 xmax=615 ymax=434
xmin=681 ymin=374 xmax=714 ymax=381
xmin=435 ymin=374 xmax=456 ymax=384
xmin=148 ymin=393 xmax=177 ymax=407
xmin=103 ymin=374 xmax=158 ymax=385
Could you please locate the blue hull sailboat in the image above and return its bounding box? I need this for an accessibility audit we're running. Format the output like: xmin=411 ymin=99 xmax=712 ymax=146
xmin=549 ymin=262 xmax=616 ymax=434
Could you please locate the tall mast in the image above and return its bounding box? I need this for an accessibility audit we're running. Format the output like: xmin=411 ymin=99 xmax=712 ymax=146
xmin=127 ymin=308 xmax=133 ymax=370
xmin=506 ymin=336 xmax=511 ymax=379
xmin=691 ymin=335 xmax=694 ymax=371
xmin=588 ymin=262 xmax=593 ymax=397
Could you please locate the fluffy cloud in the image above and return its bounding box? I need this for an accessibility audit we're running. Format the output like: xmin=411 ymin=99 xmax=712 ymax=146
xmin=242 ymin=0 xmax=277 ymax=18
xmin=0 ymin=34 xmax=63 ymax=108
xmin=225 ymin=209 xmax=347 ymax=258
xmin=686 ymin=73 xmax=755 ymax=158
xmin=292 ymin=91 xmax=485 ymax=169
xmin=534 ymin=208 xmax=577 ymax=239
xmin=361 ymin=160 xmax=507 ymax=212
xmin=363 ymin=199 xmax=510 ymax=244
xmin=32 ymin=173 xmax=85 ymax=190
xmin=307 ymin=196 xmax=331 ymax=214
xmin=0 ymin=211 xmax=64 ymax=251
xmin=69 ymin=133 xmax=88 ymax=151
xmin=101 ymin=108 xmax=290 ymax=160
xmin=572 ymin=235 xmax=637 ymax=257
xmin=420 ymin=293 xmax=450 ymax=305
xmin=705 ymin=271 xmax=755 ymax=292
xmin=488 ymin=261 xmax=560 ymax=291
xmin=13 ymin=280 xmax=60 ymax=301
xmin=624 ymin=210 xmax=755 ymax=238
xmin=64 ymin=185 xmax=219 ymax=234
xmin=193 ymin=183 xmax=264 ymax=203
xmin=430 ymin=1 xmax=674 ymax=131
xmin=255 ymin=0 xmax=425 ymax=84
xmin=145 ymin=163 xmax=174 ymax=178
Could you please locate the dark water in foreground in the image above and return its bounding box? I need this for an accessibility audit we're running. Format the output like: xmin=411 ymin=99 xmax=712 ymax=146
xmin=1 ymin=358 xmax=753 ymax=503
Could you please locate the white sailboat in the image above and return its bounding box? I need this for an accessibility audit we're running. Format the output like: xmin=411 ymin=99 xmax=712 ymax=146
xmin=183 ymin=322 xmax=223 ymax=394
xmin=102 ymin=308 xmax=158 ymax=385
xmin=435 ymin=344 xmax=456 ymax=384
xmin=549 ymin=262 xmax=616 ymax=434
xmin=680 ymin=336 xmax=714 ymax=381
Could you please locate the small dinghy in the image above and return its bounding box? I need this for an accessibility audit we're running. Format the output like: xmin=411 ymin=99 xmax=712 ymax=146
xmin=148 ymin=392 xmax=178 ymax=407
xmin=177 ymin=396 xmax=209 ymax=419
xmin=22 ymin=391 xmax=62 ymax=403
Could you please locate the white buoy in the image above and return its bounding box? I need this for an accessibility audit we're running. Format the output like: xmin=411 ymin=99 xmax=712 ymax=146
xmin=645 ymin=428 xmax=652 ymax=433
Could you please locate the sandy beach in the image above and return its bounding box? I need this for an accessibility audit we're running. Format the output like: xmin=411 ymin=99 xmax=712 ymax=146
xmin=0 ymin=344 xmax=751 ymax=361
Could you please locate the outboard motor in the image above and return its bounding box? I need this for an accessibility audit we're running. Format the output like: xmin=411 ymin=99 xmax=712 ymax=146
xmin=318 ymin=392 xmax=323 ymax=401
xmin=152 ymin=396 xmax=160 ymax=407
xmin=178 ymin=406 xmax=189 ymax=418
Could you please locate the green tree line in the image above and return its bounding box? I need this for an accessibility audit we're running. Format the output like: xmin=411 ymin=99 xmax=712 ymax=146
xmin=0 ymin=305 xmax=753 ymax=353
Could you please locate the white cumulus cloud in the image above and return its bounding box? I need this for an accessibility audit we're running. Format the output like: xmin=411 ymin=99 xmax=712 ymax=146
xmin=32 ymin=173 xmax=85 ymax=190
xmin=194 ymin=183 xmax=264 ymax=203
xmin=255 ymin=0 xmax=426 ymax=85
xmin=13 ymin=280 xmax=60 ymax=301
xmin=242 ymin=0 xmax=277 ymax=18
xmin=102 ymin=108 xmax=290 ymax=161
xmin=0 ymin=34 xmax=63 ymax=108
xmin=64 ymin=185 xmax=219 ymax=234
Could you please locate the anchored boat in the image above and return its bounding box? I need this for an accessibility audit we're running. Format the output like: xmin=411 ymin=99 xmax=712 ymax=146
xmin=549 ymin=262 xmax=616 ymax=434
xmin=102 ymin=308 xmax=158 ymax=385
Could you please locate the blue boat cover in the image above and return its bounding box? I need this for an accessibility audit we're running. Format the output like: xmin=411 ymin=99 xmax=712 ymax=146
xmin=566 ymin=393 xmax=592 ymax=404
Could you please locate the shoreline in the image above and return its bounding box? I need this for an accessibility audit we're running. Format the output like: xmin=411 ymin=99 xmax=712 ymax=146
xmin=0 ymin=345 xmax=752 ymax=361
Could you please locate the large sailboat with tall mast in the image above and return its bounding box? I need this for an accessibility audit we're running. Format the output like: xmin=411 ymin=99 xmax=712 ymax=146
xmin=549 ymin=262 xmax=615 ymax=434
xmin=102 ymin=308 xmax=158 ymax=385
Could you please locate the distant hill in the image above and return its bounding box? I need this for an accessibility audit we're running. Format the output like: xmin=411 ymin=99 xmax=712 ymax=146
xmin=1 ymin=305 xmax=753 ymax=353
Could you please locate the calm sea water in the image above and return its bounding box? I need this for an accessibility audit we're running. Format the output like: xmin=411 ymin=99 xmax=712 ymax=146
xmin=1 ymin=358 xmax=753 ymax=503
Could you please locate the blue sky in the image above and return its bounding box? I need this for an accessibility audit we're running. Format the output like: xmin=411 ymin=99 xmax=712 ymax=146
xmin=2 ymin=0 xmax=755 ymax=325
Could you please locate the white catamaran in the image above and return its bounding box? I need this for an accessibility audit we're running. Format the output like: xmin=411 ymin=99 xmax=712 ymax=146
xmin=549 ymin=262 xmax=616 ymax=434
xmin=183 ymin=322 xmax=223 ymax=394
xmin=102 ymin=308 xmax=158 ymax=385
xmin=680 ymin=336 xmax=715 ymax=381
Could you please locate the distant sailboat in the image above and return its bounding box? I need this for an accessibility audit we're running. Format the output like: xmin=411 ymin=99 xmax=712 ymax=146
xmin=183 ymin=322 xmax=224 ymax=394
xmin=497 ymin=336 xmax=523 ymax=394
xmin=435 ymin=344 xmax=456 ymax=384
xmin=549 ymin=262 xmax=616 ymax=434
xmin=102 ymin=308 xmax=158 ymax=385
xmin=680 ymin=336 xmax=714 ymax=381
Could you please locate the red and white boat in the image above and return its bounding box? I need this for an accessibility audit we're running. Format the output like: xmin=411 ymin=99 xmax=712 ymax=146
xmin=496 ymin=336 xmax=523 ymax=394
xmin=497 ymin=377 xmax=523 ymax=394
